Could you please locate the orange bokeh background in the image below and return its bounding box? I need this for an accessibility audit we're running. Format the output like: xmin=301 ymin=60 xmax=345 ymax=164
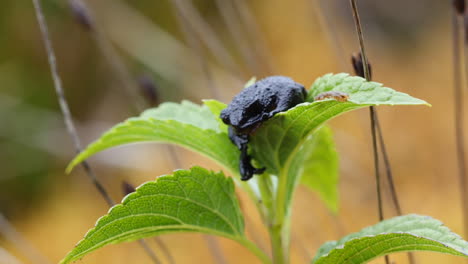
xmin=0 ymin=0 xmax=465 ymax=263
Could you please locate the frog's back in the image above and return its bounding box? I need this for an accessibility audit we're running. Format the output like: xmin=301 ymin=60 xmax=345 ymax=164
xmin=220 ymin=76 xmax=306 ymax=131
xmin=263 ymin=76 xmax=307 ymax=111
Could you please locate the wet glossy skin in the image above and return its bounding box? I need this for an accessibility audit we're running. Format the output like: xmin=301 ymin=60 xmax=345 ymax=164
xmin=220 ymin=76 xmax=307 ymax=181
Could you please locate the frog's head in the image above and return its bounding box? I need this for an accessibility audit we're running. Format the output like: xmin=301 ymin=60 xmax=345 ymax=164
xmin=221 ymin=97 xmax=275 ymax=134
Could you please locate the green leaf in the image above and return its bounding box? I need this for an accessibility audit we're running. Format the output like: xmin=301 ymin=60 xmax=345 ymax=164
xmin=306 ymin=73 xmax=430 ymax=106
xmin=141 ymin=100 xmax=221 ymax=131
xmin=203 ymin=99 xmax=228 ymax=133
xmin=60 ymin=167 xmax=246 ymax=264
xmin=299 ymin=125 xmax=338 ymax=213
xmin=312 ymin=214 xmax=468 ymax=264
xmin=66 ymin=101 xmax=239 ymax=174
xmin=244 ymin=77 xmax=257 ymax=88
xmin=66 ymin=99 xmax=267 ymax=220
xmin=250 ymin=73 xmax=429 ymax=225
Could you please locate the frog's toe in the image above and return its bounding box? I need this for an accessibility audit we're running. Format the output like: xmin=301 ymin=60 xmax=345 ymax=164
xmin=253 ymin=167 xmax=266 ymax=175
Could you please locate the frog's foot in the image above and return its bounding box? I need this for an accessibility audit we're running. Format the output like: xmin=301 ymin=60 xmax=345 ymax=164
xmin=240 ymin=160 xmax=265 ymax=181
xmin=239 ymin=147 xmax=265 ymax=181
xmin=228 ymin=127 xmax=266 ymax=180
xmin=253 ymin=167 xmax=265 ymax=175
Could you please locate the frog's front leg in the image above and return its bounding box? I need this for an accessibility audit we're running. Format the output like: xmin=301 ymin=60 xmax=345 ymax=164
xmin=228 ymin=127 xmax=265 ymax=181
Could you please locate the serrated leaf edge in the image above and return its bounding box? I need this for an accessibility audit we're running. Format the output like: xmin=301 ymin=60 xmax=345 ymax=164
xmin=61 ymin=167 xmax=245 ymax=264
xmin=314 ymin=215 xmax=468 ymax=263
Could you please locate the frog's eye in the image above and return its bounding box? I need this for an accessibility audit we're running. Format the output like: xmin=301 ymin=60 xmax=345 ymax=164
xmin=244 ymin=100 xmax=263 ymax=117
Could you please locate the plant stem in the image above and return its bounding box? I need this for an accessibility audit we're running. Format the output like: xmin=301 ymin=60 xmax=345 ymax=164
xmin=348 ymin=0 xmax=383 ymax=221
xmin=154 ymin=236 xmax=176 ymax=264
xmin=136 ymin=240 xmax=162 ymax=264
xmin=369 ymin=107 xmax=384 ymax=221
xmin=314 ymin=2 xmax=408 ymax=253
xmin=348 ymin=1 xmax=389 ymax=263
xmin=258 ymin=173 xmax=288 ymax=264
xmin=257 ymin=174 xmax=275 ymax=221
xmin=71 ymin=1 xmax=177 ymax=261
xmin=453 ymin=8 xmax=468 ymax=240
xmin=31 ymin=1 xmax=161 ymax=263
xmin=31 ymin=0 xmax=114 ymax=207
xmin=203 ymin=236 xmax=228 ymax=264
xmin=348 ymin=1 xmax=370 ymax=81
xmin=269 ymin=224 xmax=287 ymax=264
xmin=374 ymin=115 xmax=402 ymax=215
xmin=375 ymin=112 xmax=417 ymax=263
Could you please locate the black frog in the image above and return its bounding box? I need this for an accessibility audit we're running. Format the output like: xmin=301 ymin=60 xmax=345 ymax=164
xmin=220 ymin=76 xmax=307 ymax=181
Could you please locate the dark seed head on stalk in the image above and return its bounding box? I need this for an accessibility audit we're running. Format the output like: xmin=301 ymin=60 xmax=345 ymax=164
xmin=137 ymin=74 xmax=160 ymax=107
xmin=122 ymin=181 xmax=136 ymax=196
xmin=68 ymin=0 xmax=93 ymax=31
xmin=351 ymin=52 xmax=372 ymax=79
xmin=453 ymin=0 xmax=466 ymax=15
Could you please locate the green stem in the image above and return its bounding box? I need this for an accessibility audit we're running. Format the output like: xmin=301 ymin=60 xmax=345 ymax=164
xmin=258 ymin=173 xmax=290 ymax=264
xmin=269 ymin=222 xmax=289 ymax=264
xmin=257 ymin=174 xmax=275 ymax=222
xmin=231 ymin=171 xmax=274 ymax=264
xmin=272 ymin=165 xmax=296 ymax=264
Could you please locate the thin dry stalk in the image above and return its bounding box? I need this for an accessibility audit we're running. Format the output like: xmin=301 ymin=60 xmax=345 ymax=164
xmin=348 ymin=1 xmax=387 ymax=263
xmin=154 ymin=236 xmax=176 ymax=264
xmin=314 ymin=0 xmax=405 ymax=225
xmin=70 ymin=2 xmax=178 ymax=260
xmin=374 ymin=117 xmax=402 ymax=215
xmin=31 ymin=0 xmax=161 ymax=262
xmin=203 ymin=236 xmax=229 ymax=264
xmin=452 ymin=4 xmax=468 ymax=240
xmin=32 ymin=0 xmax=114 ymax=206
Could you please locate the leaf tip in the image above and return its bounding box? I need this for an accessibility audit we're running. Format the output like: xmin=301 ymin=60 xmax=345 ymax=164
xmin=65 ymin=160 xmax=79 ymax=174
xmin=244 ymin=76 xmax=257 ymax=88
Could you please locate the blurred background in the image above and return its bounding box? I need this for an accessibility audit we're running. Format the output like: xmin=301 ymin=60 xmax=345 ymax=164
xmin=0 ymin=0 xmax=464 ymax=263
